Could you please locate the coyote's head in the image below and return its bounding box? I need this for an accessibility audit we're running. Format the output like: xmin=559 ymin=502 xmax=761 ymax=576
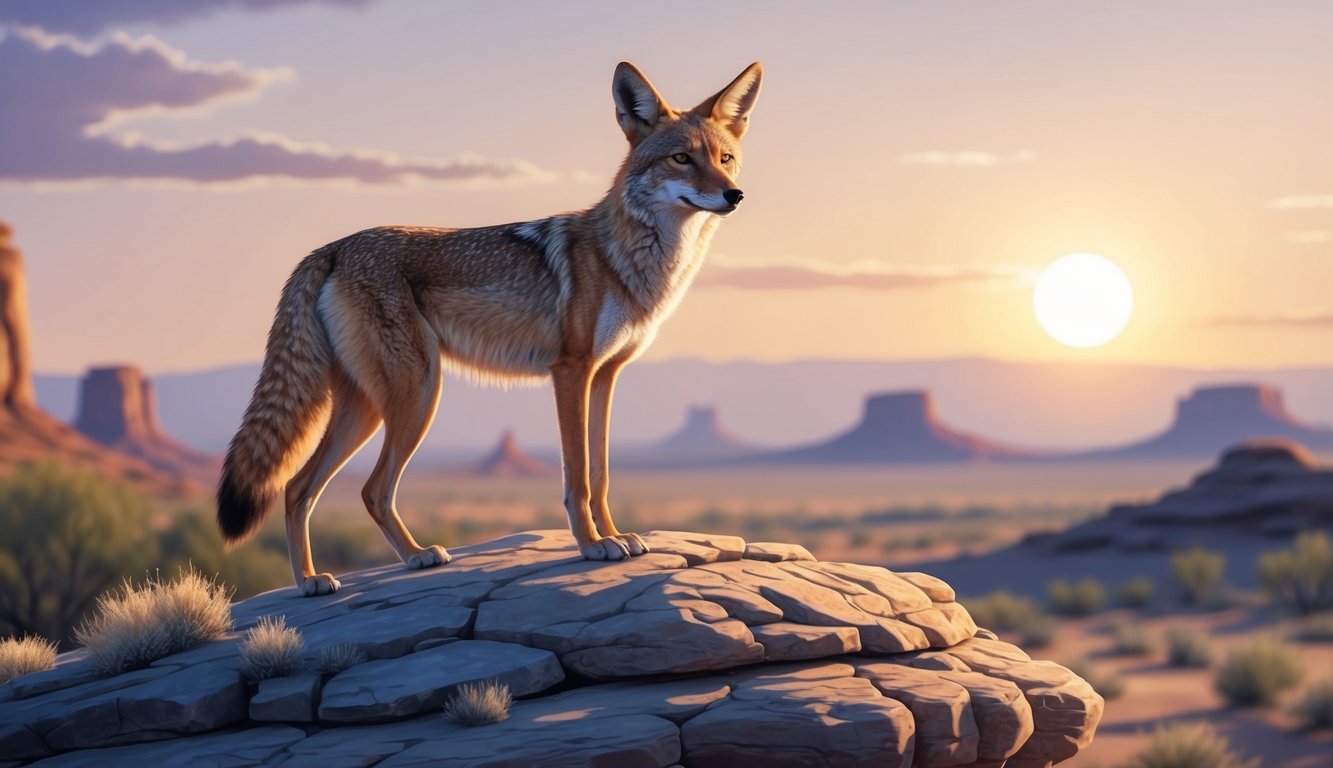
xmin=613 ymin=61 xmax=762 ymax=219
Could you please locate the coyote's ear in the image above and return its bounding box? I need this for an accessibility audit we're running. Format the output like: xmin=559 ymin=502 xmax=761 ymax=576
xmin=613 ymin=62 xmax=670 ymax=143
xmin=695 ymin=62 xmax=762 ymax=139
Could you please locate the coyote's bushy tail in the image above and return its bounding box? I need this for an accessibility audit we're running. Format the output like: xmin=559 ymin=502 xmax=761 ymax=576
xmin=217 ymin=246 xmax=338 ymax=544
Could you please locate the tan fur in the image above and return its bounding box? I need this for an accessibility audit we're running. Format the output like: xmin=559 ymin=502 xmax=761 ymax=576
xmin=217 ymin=61 xmax=762 ymax=595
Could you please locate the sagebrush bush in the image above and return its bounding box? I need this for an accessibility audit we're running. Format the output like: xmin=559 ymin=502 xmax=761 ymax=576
xmin=0 ymin=635 xmax=57 ymax=684
xmin=1119 ymin=721 xmax=1259 ymax=768
xmin=1164 ymin=627 xmax=1212 ymax=667
xmin=1115 ymin=577 xmax=1155 ymax=609
xmin=444 ymin=681 xmax=512 ymax=726
xmin=1293 ymin=679 xmax=1333 ymax=730
xmin=1110 ymin=621 xmax=1156 ymax=656
xmin=1171 ymin=546 xmax=1225 ymax=605
xmin=1214 ymin=636 xmax=1304 ymax=707
xmin=1257 ymin=532 xmax=1333 ymax=615
xmin=318 ymin=642 xmax=367 ymax=675
xmin=1065 ymin=657 xmax=1124 ymax=700
xmin=963 ymin=591 xmax=1056 ymax=649
xmin=239 ymin=616 xmax=304 ymax=680
xmin=75 ymin=569 xmax=233 ymax=676
xmin=1047 ymin=578 xmax=1106 ymax=617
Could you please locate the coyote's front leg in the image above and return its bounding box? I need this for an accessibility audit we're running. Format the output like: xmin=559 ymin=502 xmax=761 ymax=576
xmin=551 ymin=358 xmax=632 ymax=561
xmin=588 ymin=358 xmax=648 ymax=556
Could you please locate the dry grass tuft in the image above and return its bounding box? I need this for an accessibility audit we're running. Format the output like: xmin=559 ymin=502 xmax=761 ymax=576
xmin=239 ymin=616 xmax=305 ymax=680
xmin=444 ymin=680 xmax=512 ymax=726
xmin=1120 ymin=721 xmax=1259 ymax=768
xmin=75 ymin=569 xmax=233 ymax=676
xmin=318 ymin=642 xmax=367 ymax=675
xmin=0 ymin=636 xmax=57 ymax=685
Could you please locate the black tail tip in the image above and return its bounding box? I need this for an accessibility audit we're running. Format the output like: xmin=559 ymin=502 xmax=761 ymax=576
xmin=216 ymin=466 xmax=271 ymax=545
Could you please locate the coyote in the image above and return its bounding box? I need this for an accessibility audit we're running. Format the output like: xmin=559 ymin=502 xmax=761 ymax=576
xmin=217 ymin=61 xmax=763 ymax=595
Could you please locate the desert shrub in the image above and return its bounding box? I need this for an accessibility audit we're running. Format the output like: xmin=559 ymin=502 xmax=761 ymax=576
xmin=1164 ymin=627 xmax=1212 ymax=667
xmin=76 ymin=568 xmax=233 ymax=676
xmin=443 ymin=681 xmax=512 ymax=726
xmin=1214 ymin=636 xmax=1304 ymax=707
xmin=239 ymin=616 xmax=304 ymax=680
xmin=1019 ymin=616 xmax=1058 ymax=649
xmin=1170 ymin=546 xmax=1225 ymax=605
xmin=0 ymin=635 xmax=57 ymax=684
xmin=963 ymin=591 xmax=1056 ymax=647
xmin=1065 ymin=657 xmax=1124 ymax=700
xmin=318 ymin=642 xmax=367 ymax=675
xmin=1293 ymin=679 xmax=1333 ymax=730
xmin=1257 ymin=532 xmax=1333 ymax=615
xmin=1047 ymin=578 xmax=1107 ymax=617
xmin=1110 ymin=621 xmax=1156 ymax=656
xmin=1291 ymin=612 xmax=1333 ymax=642
xmin=0 ymin=461 xmax=157 ymax=645
xmin=1115 ymin=577 xmax=1155 ymax=609
xmin=1119 ymin=721 xmax=1259 ymax=768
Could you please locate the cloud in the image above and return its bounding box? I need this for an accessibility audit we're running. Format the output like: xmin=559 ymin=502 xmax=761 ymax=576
xmin=897 ymin=150 xmax=1035 ymax=167
xmin=698 ymin=255 xmax=1037 ymax=291
xmin=1267 ymin=195 xmax=1333 ymax=210
xmin=1286 ymin=230 xmax=1332 ymax=244
xmin=1205 ymin=309 xmax=1333 ymax=328
xmin=0 ymin=27 xmax=552 ymax=186
xmin=0 ymin=0 xmax=373 ymax=36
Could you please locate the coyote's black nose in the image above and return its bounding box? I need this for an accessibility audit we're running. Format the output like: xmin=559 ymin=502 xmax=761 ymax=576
xmin=723 ymin=188 xmax=744 ymax=206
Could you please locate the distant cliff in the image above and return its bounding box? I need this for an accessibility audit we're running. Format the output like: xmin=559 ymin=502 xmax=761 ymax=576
xmin=621 ymin=404 xmax=753 ymax=467
xmin=465 ymin=431 xmax=556 ymax=477
xmin=758 ymin=391 xmax=1031 ymax=464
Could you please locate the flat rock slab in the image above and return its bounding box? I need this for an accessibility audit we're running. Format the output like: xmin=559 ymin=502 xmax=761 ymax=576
xmin=318 ymin=639 xmax=564 ymax=723
xmin=9 ymin=530 xmax=1103 ymax=767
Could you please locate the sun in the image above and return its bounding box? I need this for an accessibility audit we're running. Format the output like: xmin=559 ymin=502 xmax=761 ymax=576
xmin=1032 ymin=253 xmax=1133 ymax=348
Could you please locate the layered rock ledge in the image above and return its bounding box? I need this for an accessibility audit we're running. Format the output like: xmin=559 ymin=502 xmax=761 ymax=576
xmin=0 ymin=530 xmax=1102 ymax=767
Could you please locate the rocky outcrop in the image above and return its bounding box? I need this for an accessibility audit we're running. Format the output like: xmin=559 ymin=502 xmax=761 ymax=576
xmin=0 ymin=224 xmax=188 ymax=494
xmin=0 ymin=530 xmax=1102 ymax=767
xmin=466 ymin=430 xmax=556 ymax=477
xmin=1073 ymin=384 xmax=1333 ymax=460
xmin=761 ymin=391 xmax=1031 ymax=464
xmin=73 ymin=365 xmax=219 ymax=485
xmin=1029 ymin=439 xmax=1333 ymax=553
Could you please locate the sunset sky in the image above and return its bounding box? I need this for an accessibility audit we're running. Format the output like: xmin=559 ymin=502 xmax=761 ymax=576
xmin=2 ymin=0 xmax=1330 ymax=374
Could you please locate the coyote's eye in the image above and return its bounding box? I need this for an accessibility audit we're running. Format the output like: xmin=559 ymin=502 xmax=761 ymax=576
xmin=670 ymin=152 xmax=692 ymax=165
xmin=720 ymin=153 xmax=734 ymax=164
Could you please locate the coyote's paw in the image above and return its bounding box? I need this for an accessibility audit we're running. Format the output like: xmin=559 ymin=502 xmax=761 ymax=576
xmin=407 ymin=545 xmax=452 ymax=570
xmin=580 ymin=537 xmax=632 ymax=561
xmin=299 ymin=573 xmax=341 ymax=597
xmin=613 ymin=532 xmax=650 ymax=556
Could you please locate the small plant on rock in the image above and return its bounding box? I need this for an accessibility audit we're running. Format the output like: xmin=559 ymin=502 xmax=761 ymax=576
xmin=1171 ymin=546 xmax=1225 ymax=606
xmin=239 ymin=616 xmax=304 ymax=680
xmin=444 ymin=680 xmax=512 ymax=726
xmin=1164 ymin=627 xmax=1212 ymax=668
xmin=318 ymin=642 xmax=367 ymax=675
xmin=1214 ymin=635 xmax=1304 ymax=707
xmin=1047 ymin=578 xmax=1106 ymax=617
xmin=1293 ymin=679 xmax=1333 ymax=730
xmin=1119 ymin=721 xmax=1259 ymax=768
xmin=0 ymin=635 xmax=57 ymax=684
xmin=76 ymin=568 xmax=233 ymax=676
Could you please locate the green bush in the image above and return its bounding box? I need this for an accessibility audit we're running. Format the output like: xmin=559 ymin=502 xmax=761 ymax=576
xmin=1214 ymin=636 xmax=1304 ymax=707
xmin=1171 ymin=546 xmax=1225 ymax=605
xmin=1257 ymin=532 xmax=1333 ymax=615
xmin=76 ymin=568 xmax=233 ymax=677
xmin=1164 ymin=627 xmax=1212 ymax=667
xmin=1019 ymin=616 xmax=1058 ymax=649
xmin=1293 ymin=679 xmax=1333 ymax=730
xmin=1119 ymin=721 xmax=1259 ymax=768
xmin=1291 ymin=613 xmax=1333 ymax=642
xmin=1065 ymin=657 xmax=1124 ymax=700
xmin=0 ymin=461 xmax=157 ymax=645
xmin=1110 ymin=621 xmax=1156 ymax=656
xmin=1115 ymin=577 xmax=1155 ymax=609
xmin=963 ymin=591 xmax=1057 ymax=648
xmin=1047 ymin=578 xmax=1106 ymax=617
xmin=0 ymin=635 xmax=57 ymax=684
